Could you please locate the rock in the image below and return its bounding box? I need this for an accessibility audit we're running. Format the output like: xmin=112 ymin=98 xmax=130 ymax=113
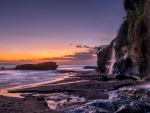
xmin=98 ymin=67 xmax=107 ymax=73
xmin=100 ymin=76 xmax=108 ymax=81
xmin=116 ymin=74 xmax=142 ymax=81
xmin=44 ymin=102 xmax=47 ymax=106
xmin=113 ymin=58 xmax=132 ymax=75
xmin=37 ymin=97 xmax=45 ymax=101
xmin=101 ymin=76 xmax=108 ymax=81
xmin=97 ymin=0 xmax=150 ymax=78
xmin=57 ymin=70 xmax=76 ymax=73
xmin=1 ymin=67 xmax=5 ymax=69
xmin=83 ymin=66 xmax=97 ymax=69
xmin=115 ymin=105 xmax=131 ymax=113
xmin=113 ymin=57 xmax=143 ymax=81
xmin=116 ymin=75 xmax=137 ymax=80
xmin=15 ymin=62 xmax=58 ymax=70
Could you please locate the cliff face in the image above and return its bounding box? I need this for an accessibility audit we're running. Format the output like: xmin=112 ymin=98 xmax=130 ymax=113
xmin=145 ymin=0 xmax=150 ymax=75
xmin=97 ymin=0 xmax=150 ymax=77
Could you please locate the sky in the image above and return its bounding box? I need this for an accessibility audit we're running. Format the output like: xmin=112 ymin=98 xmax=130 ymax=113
xmin=0 ymin=0 xmax=125 ymax=65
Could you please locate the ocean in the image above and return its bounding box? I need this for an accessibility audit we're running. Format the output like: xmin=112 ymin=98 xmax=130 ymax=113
xmin=0 ymin=65 xmax=95 ymax=89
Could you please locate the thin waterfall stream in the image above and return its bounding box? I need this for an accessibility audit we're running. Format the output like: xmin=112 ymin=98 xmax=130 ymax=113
xmin=108 ymin=42 xmax=116 ymax=74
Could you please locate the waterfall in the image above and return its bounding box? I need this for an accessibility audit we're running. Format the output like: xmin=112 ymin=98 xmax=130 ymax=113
xmin=108 ymin=42 xmax=116 ymax=74
xmin=123 ymin=51 xmax=128 ymax=59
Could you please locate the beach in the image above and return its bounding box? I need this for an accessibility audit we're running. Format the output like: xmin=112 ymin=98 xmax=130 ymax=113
xmin=1 ymin=0 xmax=150 ymax=112
xmin=0 ymin=71 xmax=137 ymax=113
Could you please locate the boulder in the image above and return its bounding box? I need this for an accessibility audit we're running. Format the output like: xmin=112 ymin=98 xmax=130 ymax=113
xmin=114 ymin=58 xmax=142 ymax=80
xmin=116 ymin=75 xmax=136 ymax=80
xmin=58 ymin=70 xmax=76 ymax=73
xmin=98 ymin=67 xmax=107 ymax=73
xmin=15 ymin=62 xmax=58 ymax=70
xmin=83 ymin=66 xmax=97 ymax=69
xmin=97 ymin=76 xmax=108 ymax=81
xmin=100 ymin=76 xmax=108 ymax=81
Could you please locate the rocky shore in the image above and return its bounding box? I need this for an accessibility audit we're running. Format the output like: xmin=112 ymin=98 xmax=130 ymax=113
xmin=1 ymin=71 xmax=148 ymax=113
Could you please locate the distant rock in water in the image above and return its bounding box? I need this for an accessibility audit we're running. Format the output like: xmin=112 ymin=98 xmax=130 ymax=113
xmin=15 ymin=62 xmax=58 ymax=70
xmin=1 ymin=67 xmax=5 ymax=70
xmin=83 ymin=66 xmax=97 ymax=69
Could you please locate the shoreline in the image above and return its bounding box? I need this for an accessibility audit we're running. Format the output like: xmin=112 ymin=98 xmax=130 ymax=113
xmin=0 ymin=71 xmax=137 ymax=113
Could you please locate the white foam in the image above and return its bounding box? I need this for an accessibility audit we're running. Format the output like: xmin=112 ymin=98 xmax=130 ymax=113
xmin=45 ymin=93 xmax=85 ymax=111
xmin=138 ymin=82 xmax=150 ymax=89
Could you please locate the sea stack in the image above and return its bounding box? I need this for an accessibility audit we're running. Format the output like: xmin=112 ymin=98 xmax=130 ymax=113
xmin=15 ymin=62 xmax=58 ymax=70
xmin=1 ymin=67 xmax=5 ymax=70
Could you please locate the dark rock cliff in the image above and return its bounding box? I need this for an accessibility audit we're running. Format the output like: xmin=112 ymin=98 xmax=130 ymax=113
xmin=97 ymin=0 xmax=150 ymax=78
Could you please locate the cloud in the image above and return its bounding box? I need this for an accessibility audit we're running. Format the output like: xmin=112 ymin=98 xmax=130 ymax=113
xmin=76 ymin=44 xmax=83 ymax=48
xmin=41 ymin=44 xmax=108 ymax=61
xmin=83 ymin=45 xmax=90 ymax=48
xmin=75 ymin=44 xmax=108 ymax=55
xmin=41 ymin=51 xmax=96 ymax=61
xmin=76 ymin=44 xmax=91 ymax=49
xmin=87 ymin=45 xmax=109 ymax=54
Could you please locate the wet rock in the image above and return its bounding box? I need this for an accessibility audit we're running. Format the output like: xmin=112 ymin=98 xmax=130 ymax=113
xmin=37 ymin=97 xmax=45 ymax=101
xmin=97 ymin=75 xmax=108 ymax=81
xmin=116 ymin=75 xmax=141 ymax=81
xmin=83 ymin=66 xmax=97 ymax=69
xmin=57 ymin=70 xmax=76 ymax=73
xmin=99 ymin=67 xmax=107 ymax=73
xmin=115 ymin=105 xmax=145 ymax=113
xmin=113 ymin=58 xmax=132 ymax=75
xmin=115 ymin=105 xmax=131 ymax=113
xmin=67 ymin=98 xmax=71 ymax=102
xmin=44 ymin=102 xmax=47 ymax=106
xmin=121 ymin=88 xmax=148 ymax=98
xmin=116 ymin=75 xmax=135 ymax=80
xmin=100 ymin=76 xmax=108 ymax=81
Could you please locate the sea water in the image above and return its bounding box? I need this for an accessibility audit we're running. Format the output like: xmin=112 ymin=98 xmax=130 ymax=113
xmin=0 ymin=65 xmax=95 ymax=89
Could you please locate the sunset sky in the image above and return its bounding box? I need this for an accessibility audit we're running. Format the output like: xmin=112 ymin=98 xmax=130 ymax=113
xmin=0 ymin=0 xmax=125 ymax=65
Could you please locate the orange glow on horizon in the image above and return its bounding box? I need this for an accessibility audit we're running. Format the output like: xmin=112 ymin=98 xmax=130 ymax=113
xmin=0 ymin=47 xmax=89 ymax=61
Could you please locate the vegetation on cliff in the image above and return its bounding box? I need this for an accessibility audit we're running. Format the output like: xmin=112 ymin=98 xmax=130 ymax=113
xmin=97 ymin=0 xmax=150 ymax=77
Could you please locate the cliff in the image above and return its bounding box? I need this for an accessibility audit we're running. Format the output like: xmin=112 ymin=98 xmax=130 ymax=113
xmin=97 ymin=0 xmax=150 ymax=78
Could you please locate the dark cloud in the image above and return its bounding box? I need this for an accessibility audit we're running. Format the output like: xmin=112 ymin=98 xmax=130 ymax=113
xmin=87 ymin=46 xmax=101 ymax=53
xmin=41 ymin=51 xmax=96 ymax=61
xmin=40 ymin=45 xmax=103 ymax=61
xmin=75 ymin=44 xmax=103 ymax=51
xmin=75 ymin=44 xmax=108 ymax=55
xmin=83 ymin=45 xmax=90 ymax=48
xmin=76 ymin=44 xmax=83 ymax=48
xmin=76 ymin=44 xmax=91 ymax=49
